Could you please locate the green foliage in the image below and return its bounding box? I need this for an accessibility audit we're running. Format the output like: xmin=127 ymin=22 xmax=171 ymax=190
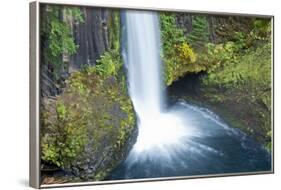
xmin=41 ymin=5 xmax=84 ymax=79
xmin=196 ymin=18 xmax=271 ymax=75
xmin=203 ymin=43 xmax=271 ymax=89
xmin=64 ymin=7 xmax=84 ymax=23
xmin=160 ymin=13 xmax=186 ymax=55
xmin=48 ymin=19 xmax=77 ymax=57
xmin=41 ymin=99 xmax=88 ymax=168
xmin=41 ymin=50 xmax=136 ymax=177
xmin=251 ymin=19 xmax=271 ymax=41
xmin=233 ymin=32 xmax=248 ymax=50
xmin=229 ymin=18 xmax=271 ymax=50
xmin=177 ymin=42 xmax=197 ymax=63
xmin=200 ymin=43 xmax=271 ymax=146
xmin=187 ymin=15 xmax=210 ymax=49
xmin=108 ymin=11 xmax=120 ymax=51
xmin=199 ymin=42 xmax=238 ymax=73
xmin=69 ymin=71 xmax=89 ymax=96
xmin=56 ymin=101 xmax=66 ymax=119
xmin=79 ymin=50 xmax=122 ymax=81
xmin=161 ymin=13 xmax=272 ymax=148
xmin=160 ymin=13 xmax=204 ymax=85
xmin=95 ymin=51 xmax=122 ymax=77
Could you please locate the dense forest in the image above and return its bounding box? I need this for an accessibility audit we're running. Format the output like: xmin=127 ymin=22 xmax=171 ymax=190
xmin=39 ymin=4 xmax=272 ymax=184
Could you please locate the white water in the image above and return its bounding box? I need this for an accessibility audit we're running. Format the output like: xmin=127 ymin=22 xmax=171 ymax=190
xmin=122 ymin=10 xmax=194 ymax=155
xmin=108 ymin=10 xmax=271 ymax=177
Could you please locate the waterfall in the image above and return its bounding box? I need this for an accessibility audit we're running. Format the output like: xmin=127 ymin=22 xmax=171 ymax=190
xmin=122 ymin=10 xmax=191 ymax=155
xmin=107 ymin=10 xmax=271 ymax=178
xmin=122 ymin=10 xmax=163 ymax=116
xmin=106 ymin=11 xmax=272 ymax=178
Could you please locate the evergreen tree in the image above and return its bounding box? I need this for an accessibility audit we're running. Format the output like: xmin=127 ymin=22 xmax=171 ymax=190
xmin=187 ymin=15 xmax=210 ymax=50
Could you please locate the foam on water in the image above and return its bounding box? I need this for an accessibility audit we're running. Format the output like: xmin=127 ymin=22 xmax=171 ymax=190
xmin=112 ymin=10 xmax=271 ymax=179
xmin=122 ymin=10 xmax=194 ymax=158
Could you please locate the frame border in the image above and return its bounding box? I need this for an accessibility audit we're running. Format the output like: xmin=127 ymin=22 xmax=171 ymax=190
xmin=29 ymin=1 xmax=274 ymax=188
xmin=30 ymin=1 xmax=41 ymax=188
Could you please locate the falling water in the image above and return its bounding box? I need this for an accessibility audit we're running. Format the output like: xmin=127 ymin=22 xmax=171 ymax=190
xmin=122 ymin=10 xmax=192 ymax=154
xmin=108 ymin=10 xmax=271 ymax=180
xmin=122 ymin=10 xmax=163 ymax=114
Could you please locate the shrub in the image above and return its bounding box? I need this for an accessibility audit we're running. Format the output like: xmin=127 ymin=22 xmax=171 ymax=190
xmin=160 ymin=13 xmax=203 ymax=85
xmin=41 ymin=50 xmax=136 ymax=178
xmin=200 ymin=43 xmax=271 ymax=147
xmin=95 ymin=50 xmax=122 ymax=77
xmin=41 ymin=99 xmax=89 ymax=168
xmin=197 ymin=42 xmax=238 ymax=74
xmin=40 ymin=5 xmax=84 ymax=79
xmin=177 ymin=42 xmax=197 ymax=63
xmin=202 ymin=43 xmax=271 ymax=90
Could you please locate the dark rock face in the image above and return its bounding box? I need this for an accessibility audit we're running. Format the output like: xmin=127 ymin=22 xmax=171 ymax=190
xmin=175 ymin=13 xmax=193 ymax=35
xmin=40 ymin=7 xmax=116 ymax=97
xmin=174 ymin=13 xmax=254 ymax=43
xmin=69 ymin=8 xmax=110 ymax=71
xmin=41 ymin=69 xmax=137 ymax=182
xmin=206 ymin=15 xmax=254 ymax=43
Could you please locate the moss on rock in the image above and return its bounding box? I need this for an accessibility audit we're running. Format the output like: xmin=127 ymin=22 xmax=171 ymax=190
xmin=160 ymin=13 xmax=206 ymax=86
xmin=41 ymin=51 xmax=136 ymax=181
xmin=169 ymin=43 xmax=272 ymax=149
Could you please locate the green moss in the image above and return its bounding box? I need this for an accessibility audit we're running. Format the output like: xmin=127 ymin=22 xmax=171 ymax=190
xmin=160 ymin=13 xmax=206 ymax=85
xmin=94 ymin=50 xmax=122 ymax=77
xmin=41 ymin=50 xmax=136 ymax=180
xmin=108 ymin=11 xmax=120 ymax=51
xmin=166 ymin=15 xmax=272 ymax=149
xmin=40 ymin=5 xmax=84 ymax=79
xmin=185 ymin=43 xmax=272 ymax=146
xmin=203 ymin=43 xmax=271 ymax=88
xmin=41 ymin=97 xmax=89 ymax=168
xmin=56 ymin=101 xmax=66 ymax=120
